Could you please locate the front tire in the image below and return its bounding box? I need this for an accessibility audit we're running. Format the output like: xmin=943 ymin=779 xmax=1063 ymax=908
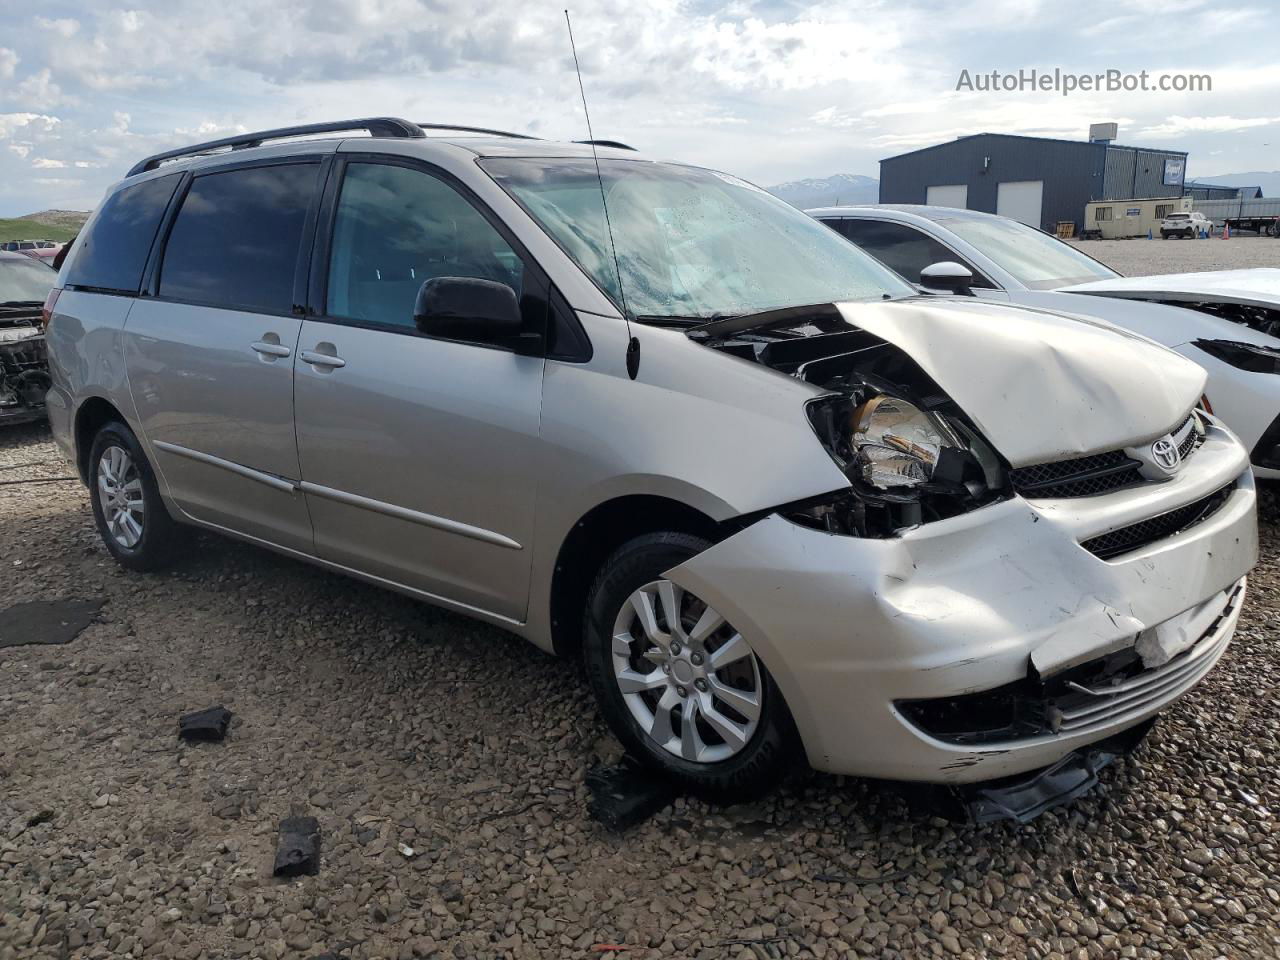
xmin=88 ymin=422 xmax=184 ymax=571
xmin=583 ymin=532 xmax=800 ymax=800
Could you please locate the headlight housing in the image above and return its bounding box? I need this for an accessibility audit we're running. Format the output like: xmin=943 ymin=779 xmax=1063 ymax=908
xmin=1194 ymin=339 xmax=1280 ymax=374
xmin=850 ymin=395 xmax=964 ymax=489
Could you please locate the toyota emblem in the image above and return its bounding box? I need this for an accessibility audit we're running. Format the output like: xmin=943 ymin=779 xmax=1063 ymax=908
xmin=1151 ymin=437 xmax=1180 ymax=472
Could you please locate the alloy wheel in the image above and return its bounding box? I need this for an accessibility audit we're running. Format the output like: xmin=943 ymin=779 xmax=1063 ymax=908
xmin=97 ymin=445 xmax=145 ymax=549
xmin=611 ymin=579 xmax=762 ymax=763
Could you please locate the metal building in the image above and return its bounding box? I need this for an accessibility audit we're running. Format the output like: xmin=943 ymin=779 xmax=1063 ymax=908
xmin=1184 ymin=180 xmax=1262 ymax=201
xmin=878 ymin=132 xmax=1188 ymax=233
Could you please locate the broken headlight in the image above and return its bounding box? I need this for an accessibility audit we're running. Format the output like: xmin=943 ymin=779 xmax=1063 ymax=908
xmin=850 ymin=395 xmax=964 ymax=489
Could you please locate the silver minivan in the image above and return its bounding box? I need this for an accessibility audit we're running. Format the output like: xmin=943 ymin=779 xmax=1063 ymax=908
xmin=45 ymin=118 xmax=1257 ymax=803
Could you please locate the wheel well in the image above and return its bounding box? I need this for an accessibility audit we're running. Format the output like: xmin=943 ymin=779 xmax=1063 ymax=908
xmin=73 ymin=397 xmax=125 ymax=483
xmin=549 ymin=495 xmax=721 ymax=659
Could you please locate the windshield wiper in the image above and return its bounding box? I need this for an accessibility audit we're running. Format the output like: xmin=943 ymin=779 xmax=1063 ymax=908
xmin=633 ymin=313 xmax=743 ymax=328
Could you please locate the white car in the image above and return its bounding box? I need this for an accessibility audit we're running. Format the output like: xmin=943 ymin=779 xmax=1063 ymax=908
xmin=808 ymin=204 xmax=1280 ymax=479
xmin=1160 ymin=211 xmax=1212 ymax=239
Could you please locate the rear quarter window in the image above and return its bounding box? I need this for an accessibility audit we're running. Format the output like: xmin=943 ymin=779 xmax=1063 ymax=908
xmin=158 ymin=163 xmax=318 ymax=314
xmin=64 ymin=174 xmax=181 ymax=294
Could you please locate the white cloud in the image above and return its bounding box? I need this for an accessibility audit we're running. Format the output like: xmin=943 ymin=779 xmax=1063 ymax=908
xmin=809 ymin=106 xmax=864 ymax=128
xmin=0 ymin=113 xmax=60 ymax=138
xmin=1137 ymin=115 xmax=1280 ymax=138
xmin=35 ymin=17 xmax=81 ymax=38
xmin=31 ymin=157 xmax=67 ymax=169
xmin=3 ymin=0 xmax=1280 ymax=213
xmin=8 ymin=69 xmax=70 ymax=109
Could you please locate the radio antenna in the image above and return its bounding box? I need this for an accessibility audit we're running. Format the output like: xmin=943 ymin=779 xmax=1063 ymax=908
xmin=565 ymin=9 xmax=639 ymax=380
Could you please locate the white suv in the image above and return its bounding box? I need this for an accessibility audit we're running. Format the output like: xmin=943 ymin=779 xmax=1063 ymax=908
xmin=1161 ymin=211 xmax=1211 ymax=239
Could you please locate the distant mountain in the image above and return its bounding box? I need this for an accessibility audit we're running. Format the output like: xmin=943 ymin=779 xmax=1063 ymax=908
xmin=1196 ymin=172 xmax=1279 ymax=198
xmin=19 ymin=209 xmax=91 ymax=230
xmin=767 ymin=174 xmax=879 ymax=210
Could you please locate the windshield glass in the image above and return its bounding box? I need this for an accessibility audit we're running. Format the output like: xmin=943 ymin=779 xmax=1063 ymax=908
xmin=481 ymin=158 xmax=913 ymax=319
xmin=0 ymin=257 xmax=54 ymax=303
xmin=942 ymin=217 xmax=1119 ymax=290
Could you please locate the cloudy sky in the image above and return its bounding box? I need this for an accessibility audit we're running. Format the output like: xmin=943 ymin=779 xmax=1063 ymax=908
xmin=1 ymin=0 xmax=1277 ymax=215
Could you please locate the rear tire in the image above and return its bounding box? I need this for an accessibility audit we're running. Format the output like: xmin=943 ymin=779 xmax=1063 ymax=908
xmin=88 ymin=421 xmax=185 ymax=572
xmin=583 ymin=532 xmax=800 ymax=801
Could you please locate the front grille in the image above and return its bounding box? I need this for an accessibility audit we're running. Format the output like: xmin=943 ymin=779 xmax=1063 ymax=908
xmin=1010 ymin=450 xmax=1144 ymax=499
xmin=1012 ymin=410 xmax=1204 ymax=500
xmin=1173 ymin=410 xmax=1205 ymax=462
xmin=1081 ymin=484 xmax=1233 ymax=561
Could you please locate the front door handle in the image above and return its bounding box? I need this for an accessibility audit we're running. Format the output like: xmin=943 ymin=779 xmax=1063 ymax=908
xmin=251 ymin=337 xmax=292 ymax=360
xmin=300 ymin=349 xmax=346 ymax=369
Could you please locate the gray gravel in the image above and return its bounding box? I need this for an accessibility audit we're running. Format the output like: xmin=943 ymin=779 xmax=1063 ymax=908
xmin=1067 ymin=234 xmax=1280 ymax=276
xmin=4 ymin=289 xmax=1280 ymax=957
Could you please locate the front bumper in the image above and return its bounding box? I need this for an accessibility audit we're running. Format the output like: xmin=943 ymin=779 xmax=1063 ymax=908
xmin=667 ymin=421 xmax=1257 ymax=783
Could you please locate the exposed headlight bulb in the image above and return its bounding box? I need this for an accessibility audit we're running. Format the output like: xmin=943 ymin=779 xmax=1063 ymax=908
xmin=851 ymin=395 xmax=960 ymax=489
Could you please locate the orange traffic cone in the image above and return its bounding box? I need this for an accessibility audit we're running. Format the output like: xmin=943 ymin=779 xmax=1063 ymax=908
xmin=1223 ymin=222 xmax=1231 ymax=239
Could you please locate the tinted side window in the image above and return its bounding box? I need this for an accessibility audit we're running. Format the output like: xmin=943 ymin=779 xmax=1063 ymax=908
xmin=831 ymin=219 xmax=993 ymax=288
xmin=64 ymin=174 xmax=180 ymax=294
xmin=326 ymin=162 xmax=524 ymax=329
xmin=160 ymin=163 xmax=318 ymax=313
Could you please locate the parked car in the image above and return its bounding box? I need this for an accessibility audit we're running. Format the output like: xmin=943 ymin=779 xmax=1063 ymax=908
xmin=0 ymin=251 xmax=54 ymax=425
xmin=808 ymin=204 xmax=1280 ymax=479
xmin=1160 ymin=211 xmax=1212 ymax=239
xmin=46 ymin=119 xmax=1257 ymax=809
xmin=0 ymin=239 xmax=58 ymax=252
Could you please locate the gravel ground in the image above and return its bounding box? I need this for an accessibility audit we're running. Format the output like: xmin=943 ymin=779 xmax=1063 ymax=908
xmin=4 ymin=304 xmax=1280 ymax=956
xmin=1067 ymin=234 xmax=1280 ymax=276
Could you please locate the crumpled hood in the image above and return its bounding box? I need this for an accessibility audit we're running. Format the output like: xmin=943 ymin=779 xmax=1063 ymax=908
xmin=836 ymin=297 xmax=1206 ymax=467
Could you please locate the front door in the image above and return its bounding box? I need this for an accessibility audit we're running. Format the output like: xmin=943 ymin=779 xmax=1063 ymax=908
xmin=125 ymin=161 xmax=323 ymax=552
xmin=294 ymin=158 xmax=545 ymax=622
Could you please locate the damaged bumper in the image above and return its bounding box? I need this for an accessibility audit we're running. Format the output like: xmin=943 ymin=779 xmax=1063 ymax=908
xmin=666 ymin=420 xmax=1256 ymax=783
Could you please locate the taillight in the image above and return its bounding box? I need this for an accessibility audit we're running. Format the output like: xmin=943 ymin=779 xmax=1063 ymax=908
xmin=41 ymin=287 xmax=60 ymax=329
xmin=1198 ymin=393 xmax=1214 ymax=415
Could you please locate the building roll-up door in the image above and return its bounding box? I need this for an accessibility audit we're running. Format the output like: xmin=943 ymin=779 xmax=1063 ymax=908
xmin=925 ymin=184 xmax=968 ymax=209
xmin=996 ymin=180 xmax=1044 ymax=228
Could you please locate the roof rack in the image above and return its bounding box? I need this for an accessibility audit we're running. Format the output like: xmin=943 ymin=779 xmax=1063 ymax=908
xmin=415 ymin=123 xmax=540 ymax=140
xmin=125 ymin=117 xmax=424 ymax=177
xmin=575 ymin=139 xmax=636 ymax=151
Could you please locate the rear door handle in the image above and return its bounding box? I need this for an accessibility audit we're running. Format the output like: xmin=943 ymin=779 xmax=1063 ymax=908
xmin=251 ymin=341 xmax=292 ymax=358
xmin=300 ymin=350 xmax=346 ymax=369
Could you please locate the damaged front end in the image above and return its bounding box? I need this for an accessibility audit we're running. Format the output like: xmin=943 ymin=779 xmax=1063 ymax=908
xmin=0 ymin=315 xmax=51 ymax=424
xmin=690 ymin=303 xmax=1009 ymax=537
xmin=688 ymin=296 xmax=1209 ymax=537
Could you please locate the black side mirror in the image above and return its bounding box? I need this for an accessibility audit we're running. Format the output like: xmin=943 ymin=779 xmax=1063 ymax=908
xmin=919 ymin=261 xmax=974 ymax=296
xmin=414 ymin=277 xmax=531 ymax=349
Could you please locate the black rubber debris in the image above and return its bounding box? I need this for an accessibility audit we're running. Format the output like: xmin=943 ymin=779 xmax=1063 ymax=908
xmin=273 ymin=816 xmax=322 ymax=877
xmin=960 ymin=717 xmax=1155 ymax=824
xmin=586 ymin=756 xmax=678 ymax=831
xmin=0 ymin=598 xmax=104 ymax=649
xmin=178 ymin=706 xmax=233 ymax=743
